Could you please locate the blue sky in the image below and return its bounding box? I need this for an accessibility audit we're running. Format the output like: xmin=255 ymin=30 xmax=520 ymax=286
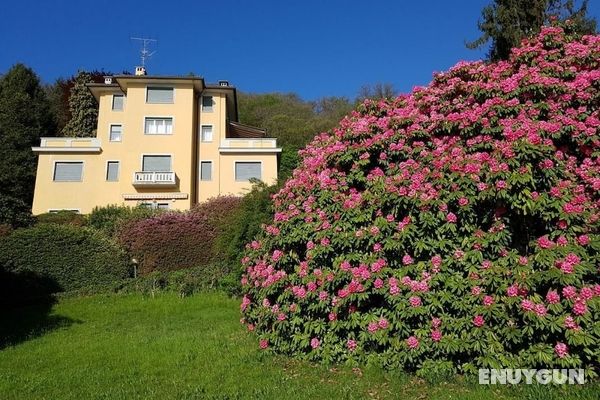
xmin=1 ymin=0 xmax=599 ymax=100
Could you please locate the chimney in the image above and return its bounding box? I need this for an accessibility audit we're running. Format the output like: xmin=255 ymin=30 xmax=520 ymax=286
xmin=104 ymin=76 xmax=113 ymax=84
xmin=135 ymin=66 xmax=147 ymax=76
xmin=218 ymin=80 xmax=229 ymax=87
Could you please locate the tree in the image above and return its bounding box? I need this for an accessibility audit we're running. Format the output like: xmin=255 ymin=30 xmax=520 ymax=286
xmin=356 ymin=82 xmax=397 ymax=102
xmin=0 ymin=63 xmax=54 ymax=217
xmin=467 ymin=0 xmax=597 ymax=61
xmin=61 ymin=71 xmax=98 ymax=137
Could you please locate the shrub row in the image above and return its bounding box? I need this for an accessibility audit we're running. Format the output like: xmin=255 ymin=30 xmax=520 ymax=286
xmin=0 ymin=224 xmax=131 ymax=302
xmin=117 ymin=197 xmax=242 ymax=275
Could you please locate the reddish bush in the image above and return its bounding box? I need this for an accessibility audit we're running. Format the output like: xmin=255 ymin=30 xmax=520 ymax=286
xmin=241 ymin=26 xmax=600 ymax=374
xmin=117 ymin=196 xmax=242 ymax=274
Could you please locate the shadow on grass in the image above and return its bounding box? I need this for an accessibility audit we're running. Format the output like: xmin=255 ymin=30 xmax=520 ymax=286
xmin=0 ymin=269 xmax=77 ymax=349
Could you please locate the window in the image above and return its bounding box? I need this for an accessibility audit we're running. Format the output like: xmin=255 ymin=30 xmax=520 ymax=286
xmin=106 ymin=161 xmax=119 ymax=181
xmin=202 ymin=95 xmax=213 ymax=111
xmin=142 ymin=155 xmax=172 ymax=172
xmin=109 ymin=124 xmax=122 ymax=141
xmin=53 ymin=162 xmax=83 ymax=182
xmin=235 ymin=162 xmax=261 ymax=181
xmin=201 ymin=125 xmax=213 ymax=142
xmin=200 ymin=161 xmax=212 ymax=181
xmin=146 ymin=87 xmax=174 ymax=103
xmin=140 ymin=202 xmax=170 ymax=210
xmin=144 ymin=117 xmax=173 ymax=135
xmin=112 ymin=95 xmax=124 ymax=111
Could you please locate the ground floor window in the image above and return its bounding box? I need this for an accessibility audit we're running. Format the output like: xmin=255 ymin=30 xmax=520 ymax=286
xmin=234 ymin=161 xmax=261 ymax=181
xmin=53 ymin=162 xmax=83 ymax=182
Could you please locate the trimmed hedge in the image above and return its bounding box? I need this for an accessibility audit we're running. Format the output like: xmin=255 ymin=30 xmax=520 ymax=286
xmin=87 ymin=204 xmax=159 ymax=237
xmin=0 ymin=224 xmax=130 ymax=294
xmin=117 ymin=196 xmax=242 ymax=275
xmin=36 ymin=211 xmax=87 ymax=227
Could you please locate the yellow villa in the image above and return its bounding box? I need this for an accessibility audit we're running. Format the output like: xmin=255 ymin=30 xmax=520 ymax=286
xmin=31 ymin=67 xmax=281 ymax=214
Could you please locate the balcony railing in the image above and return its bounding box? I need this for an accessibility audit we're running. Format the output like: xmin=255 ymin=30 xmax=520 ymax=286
xmin=32 ymin=137 xmax=102 ymax=153
xmin=219 ymin=138 xmax=281 ymax=153
xmin=133 ymin=171 xmax=177 ymax=187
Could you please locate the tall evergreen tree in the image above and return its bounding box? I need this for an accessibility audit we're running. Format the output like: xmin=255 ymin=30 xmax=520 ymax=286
xmin=468 ymin=0 xmax=597 ymax=61
xmin=61 ymin=71 xmax=98 ymax=137
xmin=0 ymin=63 xmax=54 ymax=217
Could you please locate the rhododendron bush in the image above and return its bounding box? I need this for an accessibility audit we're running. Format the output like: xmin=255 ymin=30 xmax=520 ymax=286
xmin=240 ymin=26 xmax=600 ymax=375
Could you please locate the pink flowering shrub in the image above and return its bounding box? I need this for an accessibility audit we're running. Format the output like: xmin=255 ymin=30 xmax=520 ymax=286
xmin=240 ymin=26 xmax=600 ymax=375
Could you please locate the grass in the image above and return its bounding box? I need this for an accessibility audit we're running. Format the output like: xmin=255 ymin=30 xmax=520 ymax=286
xmin=0 ymin=292 xmax=597 ymax=400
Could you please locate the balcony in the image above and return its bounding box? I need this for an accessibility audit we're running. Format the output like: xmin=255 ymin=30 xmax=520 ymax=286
xmin=219 ymin=138 xmax=281 ymax=153
xmin=133 ymin=171 xmax=177 ymax=187
xmin=32 ymin=137 xmax=102 ymax=153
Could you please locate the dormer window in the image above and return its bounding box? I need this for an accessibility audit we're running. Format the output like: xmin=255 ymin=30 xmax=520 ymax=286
xmin=146 ymin=87 xmax=174 ymax=104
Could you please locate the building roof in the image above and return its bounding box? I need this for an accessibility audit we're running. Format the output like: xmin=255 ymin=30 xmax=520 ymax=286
xmin=87 ymin=74 xmax=239 ymax=122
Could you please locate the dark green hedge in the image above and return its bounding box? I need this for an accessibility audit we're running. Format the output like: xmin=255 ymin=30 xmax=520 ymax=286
xmin=0 ymin=224 xmax=131 ymax=294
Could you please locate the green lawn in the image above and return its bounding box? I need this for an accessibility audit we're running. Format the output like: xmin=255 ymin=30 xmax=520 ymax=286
xmin=0 ymin=293 xmax=596 ymax=400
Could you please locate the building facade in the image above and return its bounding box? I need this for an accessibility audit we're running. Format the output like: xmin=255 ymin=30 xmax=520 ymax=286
xmin=31 ymin=69 xmax=281 ymax=214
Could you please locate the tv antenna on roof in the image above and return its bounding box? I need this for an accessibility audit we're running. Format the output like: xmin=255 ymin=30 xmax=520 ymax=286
xmin=131 ymin=37 xmax=157 ymax=67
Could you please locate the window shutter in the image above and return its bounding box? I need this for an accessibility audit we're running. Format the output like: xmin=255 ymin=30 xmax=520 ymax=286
xmin=54 ymin=162 xmax=83 ymax=181
xmin=200 ymin=161 xmax=212 ymax=181
xmin=147 ymin=87 xmax=174 ymax=103
xmin=142 ymin=156 xmax=172 ymax=172
xmin=106 ymin=162 xmax=119 ymax=181
xmin=235 ymin=162 xmax=261 ymax=181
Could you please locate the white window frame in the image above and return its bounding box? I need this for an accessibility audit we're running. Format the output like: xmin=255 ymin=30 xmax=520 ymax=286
xmin=143 ymin=116 xmax=174 ymax=135
xmin=201 ymin=95 xmax=213 ymax=112
xmin=112 ymin=94 xmax=125 ymax=111
xmin=234 ymin=160 xmax=263 ymax=182
xmin=200 ymin=160 xmax=213 ymax=181
xmin=140 ymin=153 xmax=174 ymax=172
xmin=106 ymin=160 xmax=120 ymax=182
xmin=139 ymin=201 xmax=170 ymax=210
xmin=200 ymin=125 xmax=213 ymax=142
xmin=109 ymin=123 xmax=123 ymax=142
xmin=145 ymin=86 xmax=175 ymax=104
xmin=52 ymin=160 xmax=84 ymax=182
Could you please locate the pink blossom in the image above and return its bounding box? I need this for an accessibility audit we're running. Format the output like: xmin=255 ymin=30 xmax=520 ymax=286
xmin=577 ymin=234 xmax=590 ymax=245
xmin=573 ymin=301 xmax=588 ymax=315
xmin=347 ymin=339 xmax=357 ymax=351
xmin=409 ymin=296 xmax=422 ymax=307
xmin=272 ymin=250 xmax=284 ymax=262
xmin=374 ymin=278 xmax=384 ymax=289
xmin=495 ymin=180 xmax=507 ymax=189
xmin=432 ymin=317 xmax=442 ymax=328
xmin=483 ymin=295 xmax=494 ymax=307
xmin=259 ymin=339 xmax=269 ymax=349
xmin=546 ymin=290 xmax=560 ymax=304
xmin=402 ymin=254 xmax=414 ymax=265
xmin=458 ymin=197 xmax=469 ymax=206
xmin=310 ymin=337 xmax=320 ymax=349
xmin=564 ymin=316 xmax=579 ymax=330
xmin=328 ymin=312 xmax=337 ymax=321
xmin=378 ymin=317 xmax=389 ymax=329
xmin=431 ymin=330 xmax=442 ymax=342
xmin=521 ymin=299 xmax=535 ymax=312
xmin=471 ymin=286 xmax=482 ymax=296
xmin=580 ymin=287 xmax=593 ymax=300
xmin=473 ymin=315 xmax=485 ymax=327
xmin=368 ymin=322 xmax=379 ymax=333
xmin=446 ymin=212 xmax=457 ymax=223
xmin=507 ymin=285 xmax=519 ymax=297
xmin=534 ymin=304 xmax=547 ymax=317
xmin=562 ymin=286 xmax=577 ymax=299
xmin=518 ymin=256 xmax=528 ymax=266
xmin=537 ymin=236 xmax=554 ymax=249
xmin=555 ymin=342 xmax=568 ymax=358
xmin=406 ymin=336 xmax=420 ymax=349
xmin=481 ymin=260 xmax=492 ymax=270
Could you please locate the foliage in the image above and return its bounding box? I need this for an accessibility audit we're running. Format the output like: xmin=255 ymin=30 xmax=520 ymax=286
xmin=117 ymin=197 xmax=242 ymax=275
xmin=468 ymin=0 xmax=597 ymax=61
xmin=238 ymin=92 xmax=353 ymax=177
xmin=241 ymin=27 xmax=600 ymax=374
xmin=45 ymin=69 xmax=117 ymax=134
xmin=356 ymin=83 xmax=397 ymax=102
xmin=215 ymin=182 xmax=278 ymax=268
xmin=0 ymin=224 xmax=130 ymax=292
xmin=88 ymin=204 xmax=159 ymax=237
xmin=0 ymin=63 xmax=54 ymax=207
xmin=36 ymin=210 xmax=87 ymax=227
xmin=0 ymin=194 xmax=35 ymax=228
xmin=61 ymin=70 xmax=98 ymax=137
xmin=115 ymin=262 xmax=239 ymax=298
